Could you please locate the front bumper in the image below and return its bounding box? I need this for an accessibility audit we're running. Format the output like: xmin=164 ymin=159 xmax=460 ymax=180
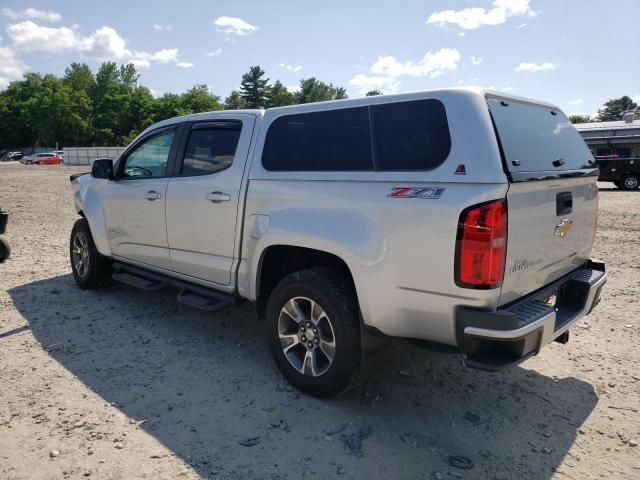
xmin=456 ymin=259 xmax=606 ymax=371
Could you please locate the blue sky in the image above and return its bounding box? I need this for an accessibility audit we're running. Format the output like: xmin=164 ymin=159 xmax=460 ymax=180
xmin=0 ymin=0 xmax=638 ymax=115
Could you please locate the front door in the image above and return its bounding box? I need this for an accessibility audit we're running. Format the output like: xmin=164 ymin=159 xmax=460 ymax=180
xmin=102 ymin=127 xmax=178 ymax=271
xmin=165 ymin=116 xmax=255 ymax=285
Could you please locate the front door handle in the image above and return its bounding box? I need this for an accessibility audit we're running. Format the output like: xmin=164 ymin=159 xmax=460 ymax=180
xmin=143 ymin=190 xmax=162 ymax=201
xmin=205 ymin=191 xmax=231 ymax=203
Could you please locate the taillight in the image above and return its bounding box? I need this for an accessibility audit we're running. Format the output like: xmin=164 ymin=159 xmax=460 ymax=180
xmin=455 ymin=199 xmax=508 ymax=289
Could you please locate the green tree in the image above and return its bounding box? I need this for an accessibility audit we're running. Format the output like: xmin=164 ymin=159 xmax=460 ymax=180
xmin=240 ymin=65 xmax=270 ymax=108
xmin=224 ymin=90 xmax=246 ymax=110
xmin=295 ymin=78 xmax=348 ymax=104
xmin=266 ymin=81 xmax=295 ymax=108
xmin=63 ymin=63 xmax=96 ymax=95
xmin=596 ymin=96 xmax=638 ymax=121
xmin=366 ymin=90 xmax=383 ymax=96
xmin=569 ymin=114 xmax=591 ymax=124
xmin=179 ymin=84 xmax=223 ymax=113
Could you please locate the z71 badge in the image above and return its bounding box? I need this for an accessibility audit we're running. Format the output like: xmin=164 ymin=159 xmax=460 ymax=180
xmin=387 ymin=186 xmax=446 ymax=200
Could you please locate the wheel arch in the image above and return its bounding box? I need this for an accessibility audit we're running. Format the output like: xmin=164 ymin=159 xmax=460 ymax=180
xmin=254 ymin=244 xmax=361 ymax=320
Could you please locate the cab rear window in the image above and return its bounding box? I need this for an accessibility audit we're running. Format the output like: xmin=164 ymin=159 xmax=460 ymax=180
xmin=487 ymin=97 xmax=595 ymax=173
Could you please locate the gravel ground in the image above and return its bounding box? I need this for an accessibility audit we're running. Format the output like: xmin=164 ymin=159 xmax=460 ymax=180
xmin=0 ymin=162 xmax=638 ymax=480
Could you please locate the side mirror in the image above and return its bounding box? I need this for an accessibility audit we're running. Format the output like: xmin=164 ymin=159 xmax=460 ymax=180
xmin=91 ymin=158 xmax=114 ymax=179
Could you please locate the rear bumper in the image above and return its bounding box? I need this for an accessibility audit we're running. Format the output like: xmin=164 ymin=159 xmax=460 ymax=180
xmin=456 ymin=259 xmax=606 ymax=371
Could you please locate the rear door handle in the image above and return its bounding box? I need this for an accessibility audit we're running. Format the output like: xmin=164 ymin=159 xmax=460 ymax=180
xmin=143 ymin=190 xmax=162 ymax=201
xmin=205 ymin=191 xmax=231 ymax=203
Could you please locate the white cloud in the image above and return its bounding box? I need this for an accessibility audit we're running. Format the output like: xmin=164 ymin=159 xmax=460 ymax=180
xmin=569 ymin=98 xmax=584 ymax=105
xmin=0 ymin=46 xmax=27 ymax=88
xmin=349 ymin=74 xmax=401 ymax=95
xmin=632 ymin=94 xmax=640 ymax=104
xmin=7 ymin=21 xmax=78 ymax=53
xmin=516 ymin=23 xmax=527 ymax=28
xmin=280 ymin=63 xmax=303 ymax=73
xmin=150 ymin=48 xmax=179 ymax=63
xmin=515 ymin=61 xmax=556 ymax=72
xmin=152 ymin=24 xmax=172 ymax=32
xmin=131 ymin=48 xmax=181 ymax=68
xmin=1 ymin=7 xmax=61 ymax=22
xmin=470 ymin=55 xmax=483 ymax=65
xmin=176 ymin=62 xmax=194 ymax=69
xmin=214 ymin=16 xmax=258 ymax=36
xmin=206 ymin=48 xmax=223 ymax=57
xmin=370 ymin=48 xmax=460 ymax=78
xmin=81 ymin=26 xmax=131 ymax=61
xmin=8 ymin=21 xmax=188 ymax=70
xmin=8 ymin=22 xmax=132 ymax=60
xmin=427 ymin=0 xmax=534 ymax=30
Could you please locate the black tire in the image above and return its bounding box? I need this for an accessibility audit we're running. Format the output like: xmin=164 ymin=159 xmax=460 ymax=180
xmin=70 ymin=218 xmax=112 ymax=289
xmin=621 ymin=174 xmax=639 ymax=190
xmin=266 ymin=268 xmax=361 ymax=398
xmin=0 ymin=236 xmax=10 ymax=263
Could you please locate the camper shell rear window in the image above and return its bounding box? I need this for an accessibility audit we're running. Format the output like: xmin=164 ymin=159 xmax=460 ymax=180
xmin=487 ymin=96 xmax=596 ymax=173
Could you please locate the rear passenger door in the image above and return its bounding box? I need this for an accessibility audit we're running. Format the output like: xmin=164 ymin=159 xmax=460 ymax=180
xmin=165 ymin=115 xmax=255 ymax=286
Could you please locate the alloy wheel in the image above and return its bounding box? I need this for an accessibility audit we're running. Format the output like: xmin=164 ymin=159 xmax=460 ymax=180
xmin=72 ymin=231 xmax=90 ymax=278
xmin=278 ymin=296 xmax=336 ymax=377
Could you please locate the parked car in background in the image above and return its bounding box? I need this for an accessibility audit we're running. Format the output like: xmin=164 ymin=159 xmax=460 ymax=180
xmin=2 ymin=151 xmax=23 ymax=161
xmin=21 ymin=153 xmax=64 ymax=165
xmin=595 ymin=155 xmax=639 ymax=190
xmin=55 ymin=150 xmax=64 ymax=159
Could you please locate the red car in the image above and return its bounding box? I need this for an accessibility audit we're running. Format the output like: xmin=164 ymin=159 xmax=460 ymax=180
xmin=31 ymin=153 xmax=64 ymax=165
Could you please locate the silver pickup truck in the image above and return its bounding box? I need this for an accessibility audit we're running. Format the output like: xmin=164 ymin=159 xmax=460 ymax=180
xmin=70 ymin=88 xmax=606 ymax=397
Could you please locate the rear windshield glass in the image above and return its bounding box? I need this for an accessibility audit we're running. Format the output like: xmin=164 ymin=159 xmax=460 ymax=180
xmin=487 ymin=97 xmax=595 ymax=172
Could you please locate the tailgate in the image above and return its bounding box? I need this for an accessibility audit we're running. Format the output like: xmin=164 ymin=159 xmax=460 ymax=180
xmin=487 ymin=95 xmax=599 ymax=306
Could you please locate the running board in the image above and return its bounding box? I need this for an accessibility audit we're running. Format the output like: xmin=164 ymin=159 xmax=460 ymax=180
xmin=112 ymin=269 xmax=167 ymax=291
xmin=177 ymin=287 xmax=234 ymax=312
xmin=112 ymin=262 xmax=236 ymax=312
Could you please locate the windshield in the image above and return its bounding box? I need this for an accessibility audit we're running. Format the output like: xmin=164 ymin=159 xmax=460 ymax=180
xmin=487 ymin=96 xmax=595 ymax=173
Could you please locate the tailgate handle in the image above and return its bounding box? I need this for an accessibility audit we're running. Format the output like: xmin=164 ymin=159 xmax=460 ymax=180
xmin=556 ymin=191 xmax=573 ymax=216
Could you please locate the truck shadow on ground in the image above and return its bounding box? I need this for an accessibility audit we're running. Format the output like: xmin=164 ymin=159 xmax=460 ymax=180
xmin=9 ymin=274 xmax=598 ymax=480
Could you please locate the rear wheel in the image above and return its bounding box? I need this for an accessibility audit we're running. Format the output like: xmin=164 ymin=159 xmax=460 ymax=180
xmin=70 ymin=218 xmax=112 ymax=289
xmin=621 ymin=174 xmax=639 ymax=190
xmin=0 ymin=236 xmax=11 ymax=263
xmin=266 ymin=268 xmax=361 ymax=398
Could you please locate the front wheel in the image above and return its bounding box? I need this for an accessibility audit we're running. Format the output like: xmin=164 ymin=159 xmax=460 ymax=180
xmin=621 ymin=174 xmax=639 ymax=190
xmin=0 ymin=236 xmax=11 ymax=263
xmin=70 ymin=218 xmax=112 ymax=289
xmin=266 ymin=268 xmax=361 ymax=398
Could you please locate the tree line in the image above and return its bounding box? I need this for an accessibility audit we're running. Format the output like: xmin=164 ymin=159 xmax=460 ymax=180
xmin=1 ymin=59 xmax=635 ymax=149
xmin=569 ymin=96 xmax=639 ymax=124
xmin=0 ymin=62 xmax=363 ymax=149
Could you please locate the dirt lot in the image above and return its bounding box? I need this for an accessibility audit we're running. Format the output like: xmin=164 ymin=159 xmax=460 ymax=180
xmin=0 ymin=162 xmax=638 ymax=480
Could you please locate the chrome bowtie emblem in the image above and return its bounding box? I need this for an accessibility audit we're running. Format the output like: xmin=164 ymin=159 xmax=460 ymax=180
xmin=554 ymin=219 xmax=573 ymax=238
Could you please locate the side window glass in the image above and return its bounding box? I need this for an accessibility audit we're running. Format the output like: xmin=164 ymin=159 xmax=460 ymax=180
xmin=181 ymin=126 xmax=241 ymax=176
xmin=371 ymin=99 xmax=451 ymax=171
xmin=262 ymin=107 xmax=373 ymax=171
xmin=122 ymin=130 xmax=175 ymax=178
